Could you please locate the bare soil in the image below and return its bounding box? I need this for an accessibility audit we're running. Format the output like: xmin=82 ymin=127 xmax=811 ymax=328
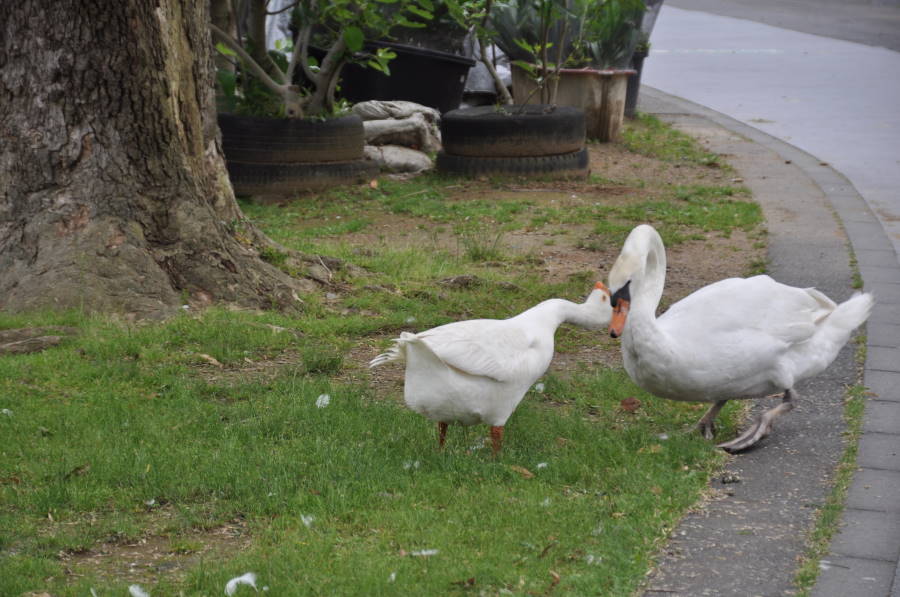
xmin=341 ymin=140 xmax=765 ymax=396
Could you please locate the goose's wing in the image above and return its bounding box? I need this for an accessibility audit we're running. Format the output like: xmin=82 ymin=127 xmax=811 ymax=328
xmin=417 ymin=319 xmax=534 ymax=383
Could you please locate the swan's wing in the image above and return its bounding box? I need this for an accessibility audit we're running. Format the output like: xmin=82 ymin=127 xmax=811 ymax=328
xmin=417 ymin=320 xmax=533 ymax=383
xmin=660 ymin=276 xmax=829 ymax=346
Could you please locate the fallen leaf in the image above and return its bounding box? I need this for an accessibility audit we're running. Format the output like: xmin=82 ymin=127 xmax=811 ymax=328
xmin=612 ymin=512 xmax=626 ymax=518
xmin=198 ymin=353 xmax=223 ymax=367
xmin=620 ymin=397 xmax=641 ymax=413
xmin=549 ymin=570 xmax=561 ymax=586
xmin=510 ymin=465 xmax=534 ymax=479
xmin=451 ymin=578 xmax=476 ymax=587
xmin=369 ymin=179 xmax=379 ymax=189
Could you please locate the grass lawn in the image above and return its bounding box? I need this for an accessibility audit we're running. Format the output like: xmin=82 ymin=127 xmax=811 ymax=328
xmin=0 ymin=115 xmax=765 ymax=596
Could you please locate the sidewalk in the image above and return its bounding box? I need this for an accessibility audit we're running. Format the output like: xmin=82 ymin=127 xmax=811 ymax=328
xmin=636 ymin=87 xmax=900 ymax=596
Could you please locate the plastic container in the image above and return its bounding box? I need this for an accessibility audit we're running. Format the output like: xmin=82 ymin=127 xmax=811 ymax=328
xmin=339 ymin=42 xmax=476 ymax=114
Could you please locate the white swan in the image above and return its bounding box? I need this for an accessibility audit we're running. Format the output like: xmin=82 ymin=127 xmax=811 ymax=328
xmin=370 ymin=282 xmax=613 ymax=455
xmin=606 ymin=224 xmax=873 ymax=452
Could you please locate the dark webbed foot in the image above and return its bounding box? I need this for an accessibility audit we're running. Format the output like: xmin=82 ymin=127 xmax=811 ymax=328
xmin=717 ymin=390 xmax=796 ymax=453
xmin=695 ymin=400 xmax=728 ymax=440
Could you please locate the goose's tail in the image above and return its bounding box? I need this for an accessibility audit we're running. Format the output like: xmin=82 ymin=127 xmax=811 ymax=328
xmin=369 ymin=332 xmax=417 ymax=368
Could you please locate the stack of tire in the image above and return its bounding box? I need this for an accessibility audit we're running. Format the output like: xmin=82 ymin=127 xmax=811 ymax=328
xmin=437 ymin=105 xmax=589 ymax=178
xmin=218 ymin=113 xmax=377 ymax=197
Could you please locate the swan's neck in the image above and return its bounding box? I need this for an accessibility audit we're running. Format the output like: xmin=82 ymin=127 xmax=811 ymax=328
xmin=631 ymin=229 xmax=667 ymax=321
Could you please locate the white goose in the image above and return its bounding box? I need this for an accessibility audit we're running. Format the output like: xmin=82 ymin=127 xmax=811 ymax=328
xmin=606 ymin=224 xmax=873 ymax=452
xmin=370 ymin=282 xmax=613 ymax=455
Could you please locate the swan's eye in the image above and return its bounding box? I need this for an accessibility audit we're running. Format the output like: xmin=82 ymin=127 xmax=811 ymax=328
xmin=610 ymin=280 xmax=631 ymax=308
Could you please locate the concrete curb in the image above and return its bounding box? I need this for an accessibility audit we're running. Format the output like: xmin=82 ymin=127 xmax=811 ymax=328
xmin=636 ymin=86 xmax=900 ymax=596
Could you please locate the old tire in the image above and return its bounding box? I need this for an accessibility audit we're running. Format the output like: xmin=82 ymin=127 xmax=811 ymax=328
xmin=218 ymin=113 xmax=365 ymax=163
xmin=440 ymin=105 xmax=585 ymax=158
xmin=436 ymin=148 xmax=589 ymax=178
xmin=225 ymin=159 xmax=378 ymax=196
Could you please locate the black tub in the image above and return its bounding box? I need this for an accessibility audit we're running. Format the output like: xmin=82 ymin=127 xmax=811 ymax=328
xmin=338 ymin=41 xmax=476 ymax=114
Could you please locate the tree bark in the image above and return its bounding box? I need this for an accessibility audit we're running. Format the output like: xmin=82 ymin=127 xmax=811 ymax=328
xmin=0 ymin=1 xmax=315 ymax=318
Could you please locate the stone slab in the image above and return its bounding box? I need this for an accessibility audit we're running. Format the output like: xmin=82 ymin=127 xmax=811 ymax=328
xmin=830 ymin=508 xmax=900 ymax=561
xmin=846 ymin=468 xmax=900 ymax=513
xmin=856 ymin=433 xmax=900 ymax=471
xmin=811 ymin=555 xmax=896 ymax=597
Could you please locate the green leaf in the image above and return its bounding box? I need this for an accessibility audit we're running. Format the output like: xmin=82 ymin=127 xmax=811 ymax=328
xmin=343 ymin=26 xmax=364 ymax=52
xmin=407 ymin=6 xmax=433 ymax=20
xmin=215 ymin=42 xmax=236 ymax=57
xmin=367 ymin=59 xmax=390 ymax=76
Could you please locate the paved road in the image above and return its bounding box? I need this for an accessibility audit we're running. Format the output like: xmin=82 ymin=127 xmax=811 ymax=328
xmin=639 ymin=3 xmax=900 ymax=595
xmin=642 ymin=3 xmax=900 ymax=262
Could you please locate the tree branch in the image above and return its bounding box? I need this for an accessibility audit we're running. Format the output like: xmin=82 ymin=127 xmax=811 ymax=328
xmin=287 ymin=23 xmax=313 ymax=83
xmin=210 ymin=23 xmax=288 ymax=97
xmin=479 ymin=0 xmax=513 ymax=104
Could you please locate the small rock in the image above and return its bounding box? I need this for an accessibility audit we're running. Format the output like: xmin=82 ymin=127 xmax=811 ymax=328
xmin=720 ymin=473 xmax=741 ymax=484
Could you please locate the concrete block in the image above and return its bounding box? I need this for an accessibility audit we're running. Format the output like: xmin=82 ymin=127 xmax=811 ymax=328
xmin=863 ymin=400 xmax=900 ymax=435
xmin=864 ymin=370 xmax=900 ymax=401
xmin=846 ymin=468 xmax=900 ymax=513
xmin=867 ymin=346 xmax=900 ymax=372
xmin=856 ymin=432 xmax=900 ymax=471
xmin=830 ymin=508 xmax=900 ymax=561
xmin=811 ymin=555 xmax=896 ymax=597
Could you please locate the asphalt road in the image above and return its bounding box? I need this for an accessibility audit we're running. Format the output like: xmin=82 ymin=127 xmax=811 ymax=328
xmin=668 ymin=0 xmax=900 ymax=52
xmin=642 ymin=1 xmax=900 ymax=261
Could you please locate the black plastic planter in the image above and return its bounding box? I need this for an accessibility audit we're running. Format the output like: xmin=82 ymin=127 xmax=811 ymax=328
xmin=339 ymin=42 xmax=476 ymax=114
xmin=625 ymin=49 xmax=649 ymax=119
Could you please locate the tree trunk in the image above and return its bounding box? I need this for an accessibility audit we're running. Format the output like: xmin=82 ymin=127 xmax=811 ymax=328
xmin=0 ymin=1 xmax=315 ymax=318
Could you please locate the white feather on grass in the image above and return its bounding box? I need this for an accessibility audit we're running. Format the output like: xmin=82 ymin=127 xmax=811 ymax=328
xmin=315 ymin=394 xmax=330 ymax=408
xmin=225 ymin=572 xmax=258 ymax=595
xmin=129 ymin=585 xmax=150 ymax=597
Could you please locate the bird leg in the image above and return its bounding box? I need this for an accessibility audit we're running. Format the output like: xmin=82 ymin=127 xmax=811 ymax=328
xmin=717 ymin=389 xmax=796 ymax=453
xmin=438 ymin=421 xmax=448 ymax=449
xmin=490 ymin=426 xmax=504 ymax=456
xmin=695 ymin=400 xmax=728 ymax=440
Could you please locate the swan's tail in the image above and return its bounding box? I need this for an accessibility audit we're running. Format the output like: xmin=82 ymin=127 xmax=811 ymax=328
xmin=830 ymin=292 xmax=874 ymax=329
xmin=368 ymin=332 xmax=417 ymax=368
xmin=821 ymin=292 xmax=874 ymax=344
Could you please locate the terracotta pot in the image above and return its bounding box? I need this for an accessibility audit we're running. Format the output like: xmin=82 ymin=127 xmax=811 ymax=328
xmin=512 ymin=66 xmax=635 ymax=142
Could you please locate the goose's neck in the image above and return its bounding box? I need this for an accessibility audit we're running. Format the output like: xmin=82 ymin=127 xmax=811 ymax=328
xmin=522 ymin=294 xmax=607 ymax=331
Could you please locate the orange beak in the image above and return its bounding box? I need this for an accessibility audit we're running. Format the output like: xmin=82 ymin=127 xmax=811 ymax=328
xmin=609 ymin=299 xmax=630 ymax=338
xmin=594 ymin=281 xmax=610 ymax=296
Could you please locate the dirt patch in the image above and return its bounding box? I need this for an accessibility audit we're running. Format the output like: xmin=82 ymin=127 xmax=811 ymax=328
xmin=62 ymin=515 xmax=251 ymax=586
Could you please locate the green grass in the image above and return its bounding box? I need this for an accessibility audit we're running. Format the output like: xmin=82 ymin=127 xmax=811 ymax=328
xmin=793 ymin=382 xmax=867 ymax=594
xmin=0 ymin=311 xmax=734 ymax=596
xmin=623 ymin=113 xmax=726 ymax=168
xmin=0 ymin=116 xmax=761 ymax=595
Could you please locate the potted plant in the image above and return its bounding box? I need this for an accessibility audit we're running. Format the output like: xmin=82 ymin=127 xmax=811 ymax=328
xmin=210 ymin=0 xmax=433 ymax=197
xmin=436 ymin=0 xmax=590 ymax=178
xmin=495 ymin=0 xmax=645 ymax=141
xmin=335 ymin=1 xmax=478 ymax=114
